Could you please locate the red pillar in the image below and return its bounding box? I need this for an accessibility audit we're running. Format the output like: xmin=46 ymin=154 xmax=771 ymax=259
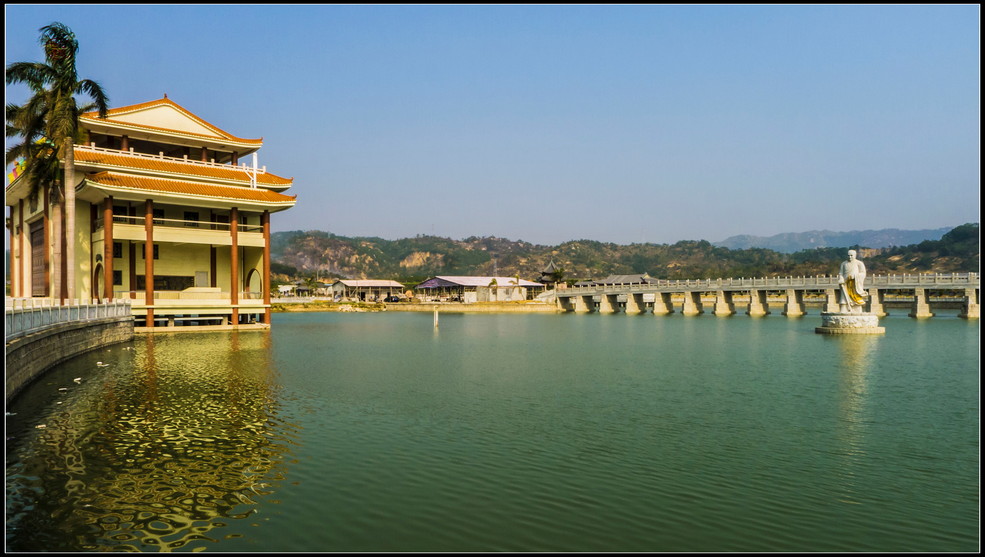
xmin=103 ymin=197 xmax=114 ymax=301
xmin=262 ymin=210 xmax=271 ymax=324
xmin=145 ymin=199 xmax=155 ymax=327
xmin=230 ymin=207 xmax=239 ymax=325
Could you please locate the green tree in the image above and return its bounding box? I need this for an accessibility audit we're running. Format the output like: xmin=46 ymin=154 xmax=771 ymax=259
xmin=6 ymin=22 xmax=109 ymax=301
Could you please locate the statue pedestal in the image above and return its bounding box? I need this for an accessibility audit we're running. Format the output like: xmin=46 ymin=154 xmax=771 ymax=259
xmin=815 ymin=312 xmax=885 ymax=335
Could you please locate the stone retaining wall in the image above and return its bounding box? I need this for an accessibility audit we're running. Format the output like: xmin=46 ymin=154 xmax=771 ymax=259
xmin=386 ymin=302 xmax=559 ymax=313
xmin=5 ymin=317 xmax=134 ymax=404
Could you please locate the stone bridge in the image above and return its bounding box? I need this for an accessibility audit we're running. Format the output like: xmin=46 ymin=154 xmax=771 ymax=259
xmin=555 ymin=273 xmax=979 ymax=318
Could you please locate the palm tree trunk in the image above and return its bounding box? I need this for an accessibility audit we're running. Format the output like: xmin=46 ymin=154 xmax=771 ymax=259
xmin=63 ymin=138 xmax=76 ymax=303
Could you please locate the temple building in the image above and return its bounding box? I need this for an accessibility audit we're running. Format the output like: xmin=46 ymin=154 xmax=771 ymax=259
xmin=5 ymin=97 xmax=297 ymax=330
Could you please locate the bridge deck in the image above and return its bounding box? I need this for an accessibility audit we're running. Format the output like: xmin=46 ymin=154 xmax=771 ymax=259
xmin=558 ymin=273 xmax=979 ymax=297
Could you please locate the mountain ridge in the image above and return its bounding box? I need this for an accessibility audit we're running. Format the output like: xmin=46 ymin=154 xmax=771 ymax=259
xmin=713 ymin=227 xmax=954 ymax=253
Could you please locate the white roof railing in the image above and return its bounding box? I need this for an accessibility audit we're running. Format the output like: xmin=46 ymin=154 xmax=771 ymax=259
xmin=77 ymin=143 xmax=267 ymax=174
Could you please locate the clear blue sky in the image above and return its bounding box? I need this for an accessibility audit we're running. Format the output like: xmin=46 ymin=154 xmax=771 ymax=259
xmin=5 ymin=4 xmax=980 ymax=245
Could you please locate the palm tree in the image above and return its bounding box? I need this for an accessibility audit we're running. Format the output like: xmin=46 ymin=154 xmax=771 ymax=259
xmin=5 ymin=104 xmax=61 ymax=193
xmin=6 ymin=22 xmax=109 ymax=301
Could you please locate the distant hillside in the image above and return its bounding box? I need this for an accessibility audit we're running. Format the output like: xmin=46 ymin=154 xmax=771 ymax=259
xmin=270 ymin=223 xmax=979 ymax=286
xmin=714 ymin=227 xmax=953 ymax=253
xmin=6 ymin=225 xmax=976 ymax=290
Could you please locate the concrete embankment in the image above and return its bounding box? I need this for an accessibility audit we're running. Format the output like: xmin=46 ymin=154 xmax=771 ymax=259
xmin=5 ymin=316 xmax=133 ymax=404
xmin=270 ymin=300 xmax=560 ymax=313
xmin=386 ymin=302 xmax=559 ymax=313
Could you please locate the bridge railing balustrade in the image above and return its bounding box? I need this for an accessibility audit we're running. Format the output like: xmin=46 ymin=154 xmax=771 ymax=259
xmin=562 ymin=273 xmax=976 ymax=295
xmin=5 ymin=298 xmax=133 ymax=342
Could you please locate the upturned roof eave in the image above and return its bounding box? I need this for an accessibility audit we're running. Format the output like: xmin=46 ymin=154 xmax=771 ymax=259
xmin=4 ymin=176 xmax=32 ymax=205
xmin=73 ymin=159 xmax=293 ymax=192
xmin=79 ymin=177 xmax=297 ymax=213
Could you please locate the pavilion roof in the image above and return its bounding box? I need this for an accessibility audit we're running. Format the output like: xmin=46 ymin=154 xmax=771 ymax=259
xmin=82 ymin=172 xmax=296 ymax=208
xmin=81 ymin=97 xmax=263 ymax=148
xmin=541 ymin=259 xmax=560 ymax=273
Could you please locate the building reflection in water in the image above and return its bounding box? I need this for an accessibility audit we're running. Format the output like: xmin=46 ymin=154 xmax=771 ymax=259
xmin=6 ymin=331 xmax=298 ymax=552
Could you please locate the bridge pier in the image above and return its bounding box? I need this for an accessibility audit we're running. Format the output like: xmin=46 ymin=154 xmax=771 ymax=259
xmin=558 ymin=296 xmax=575 ymax=312
xmin=652 ymin=292 xmax=674 ymax=315
xmin=598 ymin=293 xmax=619 ymax=313
xmin=824 ymin=289 xmax=840 ymax=313
xmin=866 ymin=288 xmax=887 ymax=317
xmin=574 ymin=295 xmax=595 ymax=313
xmin=713 ymin=290 xmax=735 ymax=316
xmin=909 ymin=288 xmax=934 ymax=318
xmin=746 ymin=290 xmax=770 ymax=316
xmin=960 ymin=288 xmax=979 ymax=319
xmin=782 ymin=289 xmax=805 ymax=317
xmin=682 ymin=291 xmax=704 ymax=316
xmin=625 ymin=293 xmax=645 ymax=314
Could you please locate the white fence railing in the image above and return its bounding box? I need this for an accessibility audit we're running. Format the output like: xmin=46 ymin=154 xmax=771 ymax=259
xmin=76 ymin=143 xmax=267 ymax=175
xmin=96 ymin=214 xmax=264 ymax=233
xmin=110 ymin=291 xmax=265 ymax=301
xmin=5 ymin=298 xmax=133 ymax=342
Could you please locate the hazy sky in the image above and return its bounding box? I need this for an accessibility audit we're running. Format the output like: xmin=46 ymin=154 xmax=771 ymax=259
xmin=5 ymin=4 xmax=980 ymax=245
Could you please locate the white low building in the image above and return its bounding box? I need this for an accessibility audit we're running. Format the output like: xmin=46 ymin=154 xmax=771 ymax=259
xmin=331 ymin=279 xmax=405 ymax=301
xmin=415 ymin=276 xmax=545 ymax=303
xmin=277 ymin=284 xmax=296 ymax=296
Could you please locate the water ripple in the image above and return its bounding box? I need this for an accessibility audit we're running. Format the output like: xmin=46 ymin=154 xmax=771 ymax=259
xmin=7 ymin=313 xmax=980 ymax=552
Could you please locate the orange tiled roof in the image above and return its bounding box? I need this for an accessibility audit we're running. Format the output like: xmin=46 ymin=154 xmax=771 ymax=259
xmin=75 ymin=148 xmax=293 ymax=187
xmin=86 ymin=172 xmax=297 ymax=205
xmin=81 ymin=97 xmax=263 ymax=145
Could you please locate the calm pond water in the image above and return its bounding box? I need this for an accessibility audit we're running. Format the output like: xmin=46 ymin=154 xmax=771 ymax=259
xmin=5 ymin=310 xmax=980 ymax=552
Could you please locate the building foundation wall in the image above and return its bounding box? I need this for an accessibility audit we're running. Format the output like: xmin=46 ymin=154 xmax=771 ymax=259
xmin=5 ymin=316 xmax=134 ymax=404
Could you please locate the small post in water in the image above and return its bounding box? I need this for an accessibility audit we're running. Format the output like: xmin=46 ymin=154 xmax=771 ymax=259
xmin=434 ymin=305 xmax=439 ymax=328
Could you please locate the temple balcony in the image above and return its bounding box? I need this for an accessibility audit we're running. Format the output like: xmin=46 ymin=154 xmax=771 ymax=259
xmin=118 ymin=288 xmax=267 ymax=316
xmin=94 ymin=215 xmax=265 ymax=247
